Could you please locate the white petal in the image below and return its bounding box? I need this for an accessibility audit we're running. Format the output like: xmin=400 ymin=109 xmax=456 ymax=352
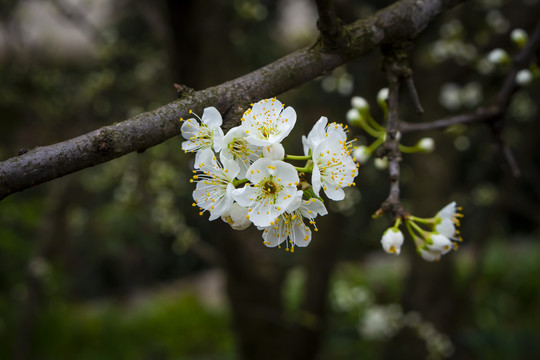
xmin=180 ymin=118 xmax=200 ymax=140
xmin=201 ymin=106 xmax=222 ymax=127
xmin=311 ymin=164 xmax=322 ymax=196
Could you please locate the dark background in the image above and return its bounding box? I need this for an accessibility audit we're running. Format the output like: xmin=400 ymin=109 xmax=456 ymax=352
xmin=1 ymin=0 xmax=540 ymax=359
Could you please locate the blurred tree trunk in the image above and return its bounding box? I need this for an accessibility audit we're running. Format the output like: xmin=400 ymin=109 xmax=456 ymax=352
xmin=215 ymin=213 xmax=345 ymax=360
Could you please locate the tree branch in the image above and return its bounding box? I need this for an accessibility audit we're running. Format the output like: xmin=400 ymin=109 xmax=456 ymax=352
xmin=0 ymin=0 xmax=463 ymax=201
xmin=401 ymin=18 xmax=540 ymax=134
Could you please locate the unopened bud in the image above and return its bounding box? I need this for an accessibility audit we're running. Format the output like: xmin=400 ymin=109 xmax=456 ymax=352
xmin=515 ymin=69 xmax=533 ymax=86
xmin=346 ymin=108 xmax=362 ymax=127
xmin=377 ymin=88 xmax=389 ymax=106
xmin=510 ymin=28 xmax=528 ymax=48
xmin=353 ymin=146 xmax=370 ymax=164
xmin=351 ymin=96 xmax=369 ymax=111
xmin=417 ymin=138 xmax=435 ymax=153
xmin=487 ymin=48 xmax=509 ymax=65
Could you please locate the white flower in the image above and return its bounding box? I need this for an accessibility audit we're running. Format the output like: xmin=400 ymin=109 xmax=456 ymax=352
xmin=352 ymin=146 xmax=370 ymax=164
xmin=260 ymin=191 xmax=327 ymax=251
xmin=434 ymin=201 xmax=463 ymax=242
xmin=240 ymin=98 xmax=296 ymax=147
xmin=262 ymin=143 xmax=285 ymax=160
xmin=232 ymin=158 xmax=299 ymax=227
xmin=417 ymin=138 xmax=435 ymax=153
xmin=220 ymin=126 xmax=263 ymax=179
xmin=310 ymin=122 xmax=358 ymax=201
xmin=381 ymin=227 xmax=404 ymax=255
xmin=426 ymin=233 xmax=454 ymax=254
xmin=181 ymin=107 xmax=225 ymax=164
xmin=302 ymin=116 xmax=330 ymax=155
xmin=221 ymin=202 xmax=251 ymax=230
xmin=516 ymin=69 xmax=533 ymax=86
xmin=191 ymin=149 xmax=239 ymax=220
xmin=303 ymin=120 xmax=358 ymax=201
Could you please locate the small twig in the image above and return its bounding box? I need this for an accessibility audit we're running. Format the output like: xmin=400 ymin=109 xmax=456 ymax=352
xmin=405 ymin=77 xmax=424 ymax=114
xmin=378 ymin=45 xmax=406 ymax=218
xmin=314 ymin=0 xmax=349 ymax=51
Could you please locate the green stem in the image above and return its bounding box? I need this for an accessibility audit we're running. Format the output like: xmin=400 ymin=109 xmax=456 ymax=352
xmin=367 ymin=135 xmax=386 ymax=154
xmin=359 ymin=117 xmax=384 ymax=138
xmin=232 ymin=178 xmax=249 ymax=187
xmin=399 ymin=144 xmax=420 ymax=153
xmin=408 ymin=215 xmax=435 ymax=225
xmin=284 ymin=154 xmax=312 ymax=161
xmin=295 ymin=166 xmax=313 ymax=173
xmin=364 ymin=111 xmax=385 ymax=132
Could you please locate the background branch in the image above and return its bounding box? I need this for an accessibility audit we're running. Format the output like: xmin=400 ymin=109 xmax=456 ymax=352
xmin=0 ymin=0 xmax=463 ymax=201
xmin=401 ymin=18 xmax=540 ymax=134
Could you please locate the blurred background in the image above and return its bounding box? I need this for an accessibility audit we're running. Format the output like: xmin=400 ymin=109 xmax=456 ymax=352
xmin=1 ymin=0 xmax=540 ymax=359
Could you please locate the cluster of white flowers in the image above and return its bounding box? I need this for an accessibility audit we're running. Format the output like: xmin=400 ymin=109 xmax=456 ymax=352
xmin=180 ymin=98 xmax=359 ymax=252
xmin=379 ymin=202 xmax=463 ymax=261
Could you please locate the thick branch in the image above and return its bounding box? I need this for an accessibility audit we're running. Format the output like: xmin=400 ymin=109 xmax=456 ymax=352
xmin=0 ymin=0 xmax=463 ymax=200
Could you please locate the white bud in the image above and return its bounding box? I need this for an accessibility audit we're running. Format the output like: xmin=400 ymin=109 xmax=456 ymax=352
xmin=346 ymin=108 xmax=361 ymax=126
xmin=352 ymin=146 xmax=370 ymax=164
xmin=262 ymin=143 xmax=285 ymax=160
xmin=426 ymin=233 xmax=453 ymax=255
xmin=351 ymin=96 xmax=369 ymax=110
xmin=487 ymin=48 xmax=509 ymax=65
xmin=417 ymin=138 xmax=435 ymax=153
xmin=510 ymin=28 xmax=528 ymax=47
xmin=516 ymin=69 xmax=533 ymax=86
xmin=374 ymin=157 xmax=388 ymax=170
xmin=381 ymin=228 xmax=404 ymax=255
xmin=419 ymin=247 xmax=441 ymax=262
xmin=377 ymin=88 xmax=389 ymax=105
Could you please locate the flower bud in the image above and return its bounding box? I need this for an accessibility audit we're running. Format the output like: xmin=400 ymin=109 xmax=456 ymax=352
xmin=377 ymin=88 xmax=389 ymax=106
xmin=353 ymin=146 xmax=370 ymax=164
xmin=510 ymin=28 xmax=528 ymax=48
xmin=419 ymin=247 xmax=441 ymax=262
xmin=516 ymin=69 xmax=532 ymax=86
xmin=351 ymin=96 xmax=369 ymax=111
xmin=381 ymin=227 xmax=404 ymax=255
xmin=417 ymin=138 xmax=435 ymax=153
xmin=426 ymin=233 xmax=453 ymax=254
xmin=374 ymin=157 xmax=388 ymax=170
xmin=346 ymin=108 xmax=362 ymax=127
xmin=487 ymin=48 xmax=509 ymax=65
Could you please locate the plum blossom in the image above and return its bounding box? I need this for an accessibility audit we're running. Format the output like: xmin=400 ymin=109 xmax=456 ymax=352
xmin=260 ymin=191 xmax=327 ymax=251
xmin=191 ymin=149 xmax=239 ymax=221
xmin=220 ymin=126 xmax=263 ymax=179
xmin=181 ymin=107 xmax=225 ymax=164
xmin=232 ymin=158 xmax=299 ymax=227
xmin=240 ymin=98 xmax=296 ymax=147
xmin=305 ymin=121 xmax=358 ymax=201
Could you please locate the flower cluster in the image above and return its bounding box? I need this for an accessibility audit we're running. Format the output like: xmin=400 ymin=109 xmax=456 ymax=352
xmin=379 ymin=202 xmax=463 ymax=262
xmin=180 ymin=98 xmax=359 ymax=252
